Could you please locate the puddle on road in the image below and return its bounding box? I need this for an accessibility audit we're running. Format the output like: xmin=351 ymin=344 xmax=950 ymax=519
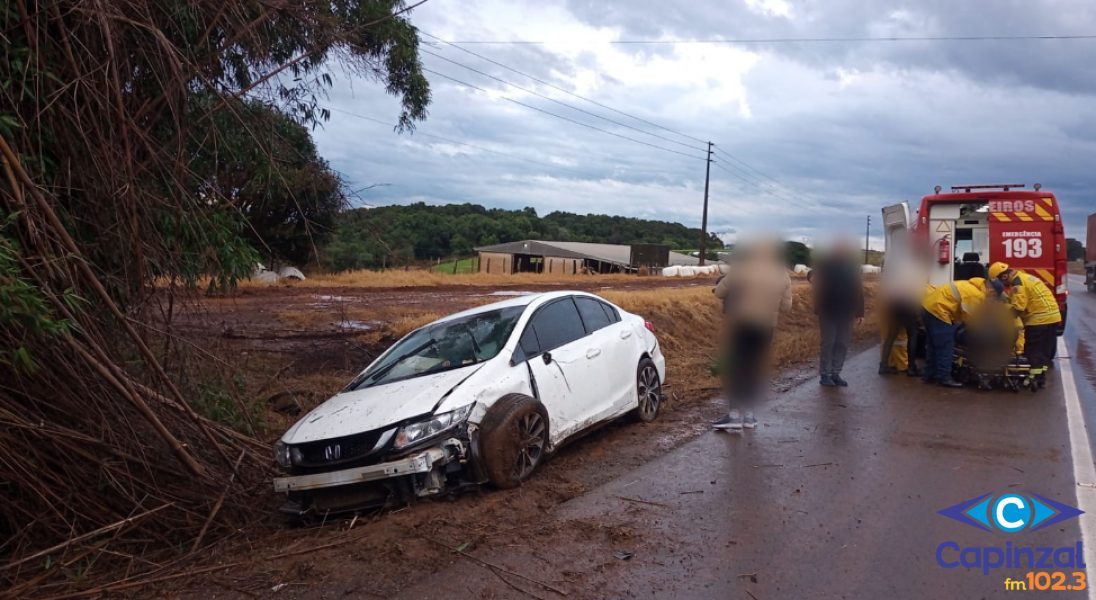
xmin=478 ymin=290 xmax=534 ymax=297
xmin=336 ymin=320 xmax=382 ymax=331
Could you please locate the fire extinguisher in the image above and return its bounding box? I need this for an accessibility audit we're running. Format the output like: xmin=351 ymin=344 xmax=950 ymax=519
xmin=936 ymin=236 xmax=951 ymax=265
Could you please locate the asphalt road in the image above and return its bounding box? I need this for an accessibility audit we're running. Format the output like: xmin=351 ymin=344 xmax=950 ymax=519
xmin=394 ymin=277 xmax=1096 ymax=599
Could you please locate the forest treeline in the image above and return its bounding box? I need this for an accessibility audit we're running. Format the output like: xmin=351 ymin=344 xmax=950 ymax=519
xmin=320 ymin=203 xmax=726 ymax=270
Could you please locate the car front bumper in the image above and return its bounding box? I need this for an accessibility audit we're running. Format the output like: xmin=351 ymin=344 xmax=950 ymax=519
xmin=272 ymin=442 xmax=458 ymax=493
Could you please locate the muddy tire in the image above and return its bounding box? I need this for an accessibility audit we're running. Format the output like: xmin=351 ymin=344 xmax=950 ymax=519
xmin=634 ymin=357 xmax=662 ymax=422
xmin=478 ymin=394 xmax=549 ymax=489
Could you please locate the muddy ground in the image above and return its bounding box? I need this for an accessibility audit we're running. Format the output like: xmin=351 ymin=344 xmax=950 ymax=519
xmin=161 ymin=275 xmax=864 ymax=599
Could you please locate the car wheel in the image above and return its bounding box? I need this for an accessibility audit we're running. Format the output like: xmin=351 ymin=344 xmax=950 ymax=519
xmin=634 ymin=357 xmax=662 ymax=422
xmin=478 ymin=394 xmax=549 ymax=489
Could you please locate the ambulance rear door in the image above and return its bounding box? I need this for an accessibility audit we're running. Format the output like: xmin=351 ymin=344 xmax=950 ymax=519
xmin=986 ymin=199 xmax=1057 ymax=293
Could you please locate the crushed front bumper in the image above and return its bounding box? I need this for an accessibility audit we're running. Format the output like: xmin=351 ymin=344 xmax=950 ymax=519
xmin=273 ymin=442 xmax=458 ymax=493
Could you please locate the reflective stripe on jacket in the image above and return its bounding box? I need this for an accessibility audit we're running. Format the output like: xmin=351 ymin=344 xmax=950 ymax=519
xmin=922 ymin=280 xmax=986 ymax=325
xmin=1007 ymin=271 xmax=1062 ymax=326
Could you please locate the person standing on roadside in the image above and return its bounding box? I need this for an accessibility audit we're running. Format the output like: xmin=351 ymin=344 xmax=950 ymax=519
xmin=878 ymin=231 xmax=926 ymax=376
xmin=712 ymin=236 xmax=793 ymax=431
xmin=812 ymin=239 xmax=864 ymax=387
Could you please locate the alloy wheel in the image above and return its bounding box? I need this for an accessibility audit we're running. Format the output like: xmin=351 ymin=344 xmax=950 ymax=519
xmin=638 ymin=364 xmax=661 ymax=420
xmin=513 ymin=412 xmax=545 ymax=479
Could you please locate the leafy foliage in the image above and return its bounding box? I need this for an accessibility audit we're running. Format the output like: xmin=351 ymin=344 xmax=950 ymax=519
xmin=323 ymin=203 xmax=725 ymax=270
xmin=0 ymin=216 xmax=72 ymax=372
xmin=1066 ymin=238 xmax=1085 ymax=261
xmin=189 ymin=97 xmax=345 ymax=266
xmin=0 ymin=0 xmax=430 ymax=593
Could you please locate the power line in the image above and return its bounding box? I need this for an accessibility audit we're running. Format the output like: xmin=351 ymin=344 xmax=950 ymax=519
xmin=712 ymin=147 xmax=828 ymax=208
xmin=713 ymin=150 xmax=804 ymax=200
xmin=420 ymin=47 xmax=708 ymax=153
xmin=714 ymin=148 xmax=785 ymax=187
xmin=710 ymin=160 xmax=814 ymax=209
xmin=329 ymin=107 xmax=581 ymax=173
xmin=420 ymin=29 xmax=821 ymax=205
xmin=422 ymin=67 xmax=711 ymax=161
xmin=437 ymin=33 xmax=1096 ymax=45
xmin=418 ymin=30 xmax=708 ymax=145
xmin=711 ymin=160 xmax=767 ymax=189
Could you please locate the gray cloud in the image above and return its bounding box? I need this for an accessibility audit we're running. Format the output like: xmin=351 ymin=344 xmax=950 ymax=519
xmin=312 ymin=0 xmax=1096 ymax=243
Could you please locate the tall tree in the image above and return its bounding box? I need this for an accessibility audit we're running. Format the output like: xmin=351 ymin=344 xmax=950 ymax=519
xmin=193 ymin=97 xmax=345 ymax=266
xmin=1066 ymin=238 xmax=1085 ymax=261
xmin=0 ymin=0 xmax=430 ymax=592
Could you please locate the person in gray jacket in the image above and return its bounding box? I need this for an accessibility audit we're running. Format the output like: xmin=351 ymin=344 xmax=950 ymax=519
xmin=810 ymin=239 xmax=864 ymax=387
xmin=712 ymin=237 xmax=793 ymax=431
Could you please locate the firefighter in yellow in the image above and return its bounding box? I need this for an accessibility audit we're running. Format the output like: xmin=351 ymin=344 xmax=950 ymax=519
xmin=921 ymin=278 xmax=988 ymax=387
xmin=988 ymin=262 xmax=1061 ymax=373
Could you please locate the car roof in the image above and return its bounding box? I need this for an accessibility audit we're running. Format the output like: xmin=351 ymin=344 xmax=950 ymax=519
xmin=431 ymin=290 xmax=601 ymax=325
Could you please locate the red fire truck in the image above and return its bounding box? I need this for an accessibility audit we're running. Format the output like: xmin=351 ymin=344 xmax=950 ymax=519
xmin=883 ymin=184 xmax=1068 ymax=333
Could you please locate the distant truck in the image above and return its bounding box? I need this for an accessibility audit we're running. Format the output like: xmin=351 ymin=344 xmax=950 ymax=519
xmin=1087 ymin=212 xmax=1096 ymax=292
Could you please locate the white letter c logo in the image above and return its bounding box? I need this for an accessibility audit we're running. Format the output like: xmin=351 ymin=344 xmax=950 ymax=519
xmin=994 ymin=495 xmax=1028 ymax=531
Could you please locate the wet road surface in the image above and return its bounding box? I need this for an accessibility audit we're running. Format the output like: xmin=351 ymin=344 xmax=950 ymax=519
xmin=394 ymin=290 xmax=1095 ymax=599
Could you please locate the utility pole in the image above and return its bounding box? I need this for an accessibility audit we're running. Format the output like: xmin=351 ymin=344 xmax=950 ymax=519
xmin=699 ymin=141 xmax=713 ymax=266
xmin=864 ymin=214 xmax=871 ymax=265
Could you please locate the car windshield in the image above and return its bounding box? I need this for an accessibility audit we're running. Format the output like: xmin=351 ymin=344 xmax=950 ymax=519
xmin=348 ymin=306 xmax=525 ymax=390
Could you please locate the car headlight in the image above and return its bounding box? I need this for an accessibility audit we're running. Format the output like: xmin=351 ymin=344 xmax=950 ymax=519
xmin=394 ymin=404 xmax=474 ymax=450
xmin=274 ymin=440 xmax=290 ymax=468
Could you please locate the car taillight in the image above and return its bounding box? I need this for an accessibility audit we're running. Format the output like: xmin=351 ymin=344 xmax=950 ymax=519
xmin=644 ymin=320 xmax=655 ymax=333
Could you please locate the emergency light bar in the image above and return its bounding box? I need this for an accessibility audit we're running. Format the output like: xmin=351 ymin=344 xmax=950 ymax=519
xmin=949 ymin=184 xmax=1027 ymax=192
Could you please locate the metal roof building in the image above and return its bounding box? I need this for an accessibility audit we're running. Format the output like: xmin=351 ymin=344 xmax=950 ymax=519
xmin=474 ymin=240 xmax=699 ymax=274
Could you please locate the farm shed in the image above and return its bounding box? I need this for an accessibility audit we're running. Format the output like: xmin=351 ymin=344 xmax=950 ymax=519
xmin=474 ymin=240 xmax=700 ymax=274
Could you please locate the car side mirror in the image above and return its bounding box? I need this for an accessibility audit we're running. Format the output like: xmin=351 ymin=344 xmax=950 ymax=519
xmin=542 ymin=351 xmax=552 ymax=365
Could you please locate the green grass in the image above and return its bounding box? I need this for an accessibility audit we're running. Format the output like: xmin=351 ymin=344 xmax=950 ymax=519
xmin=432 ymin=257 xmax=479 ymax=274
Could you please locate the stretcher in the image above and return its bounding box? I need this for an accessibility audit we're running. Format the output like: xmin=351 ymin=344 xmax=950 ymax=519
xmin=951 ymin=303 xmax=1046 ymax=392
xmin=952 ymin=347 xmax=1044 ymax=393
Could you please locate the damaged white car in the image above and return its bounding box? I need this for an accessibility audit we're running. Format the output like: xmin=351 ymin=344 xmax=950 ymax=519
xmin=273 ymin=291 xmax=666 ymax=518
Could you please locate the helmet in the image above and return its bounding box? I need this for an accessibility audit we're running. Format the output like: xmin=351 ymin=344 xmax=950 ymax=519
xmin=988 ymin=261 xmax=1009 ymax=279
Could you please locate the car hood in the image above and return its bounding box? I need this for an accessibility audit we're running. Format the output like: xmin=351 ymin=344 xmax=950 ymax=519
xmin=281 ymin=365 xmax=481 ymax=444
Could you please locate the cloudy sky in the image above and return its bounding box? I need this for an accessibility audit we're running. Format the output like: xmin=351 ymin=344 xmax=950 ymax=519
xmin=314 ymin=0 xmax=1096 ymax=246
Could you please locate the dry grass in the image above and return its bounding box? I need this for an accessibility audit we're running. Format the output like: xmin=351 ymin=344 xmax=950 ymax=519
xmin=602 ymin=282 xmax=879 ymax=394
xmin=251 ymin=281 xmax=879 ymax=434
xmin=243 ymin=268 xmax=715 ymax=289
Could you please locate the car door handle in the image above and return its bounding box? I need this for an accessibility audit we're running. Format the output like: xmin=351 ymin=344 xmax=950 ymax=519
xmin=619 ymin=330 xmax=632 ymax=339
xmin=586 ymin=348 xmax=602 ymax=359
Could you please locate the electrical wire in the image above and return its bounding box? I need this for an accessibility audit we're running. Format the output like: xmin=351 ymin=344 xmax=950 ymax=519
xmin=438 ymin=34 xmax=1096 ymax=45
xmin=422 ymin=67 xmax=711 ymax=161
xmin=711 ymin=160 xmax=815 ymax=209
xmin=329 ymin=107 xmax=581 ymax=173
xmin=418 ymin=30 xmax=708 ymax=145
xmin=420 ymin=30 xmax=820 ymax=202
xmin=420 ymin=48 xmax=708 ymax=153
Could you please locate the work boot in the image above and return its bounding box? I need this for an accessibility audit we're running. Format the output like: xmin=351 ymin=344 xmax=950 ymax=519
xmin=906 ymin=365 xmax=922 ymax=377
xmin=938 ymin=378 xmax=964 ymax=388
xmin=878 ymin=363 xmax=898 ymax=375
xmin=743 ymin=411 xmax=758 ymax=429
xmin=713 ymin=409 xmax=743 ymax=431
xmin=833 ymin=374 xmax=849 ymax=387
xmin=820 ymin=374 xmax=837 ymax=387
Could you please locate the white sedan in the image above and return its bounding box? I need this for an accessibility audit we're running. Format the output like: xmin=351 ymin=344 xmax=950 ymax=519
xmin=273 ymin=291 xmax=666 ymax=518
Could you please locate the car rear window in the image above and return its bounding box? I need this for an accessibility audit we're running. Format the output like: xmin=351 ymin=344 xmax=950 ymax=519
xmin=518 ymin=327 xmax=541 ymax=356
xmin=600 ymin=301 xmax=620 ymax=323
xmin=528 ymin=298 xmax=586 ymax=352
xmin=575 ymin=297 xmax=612 ymax=333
